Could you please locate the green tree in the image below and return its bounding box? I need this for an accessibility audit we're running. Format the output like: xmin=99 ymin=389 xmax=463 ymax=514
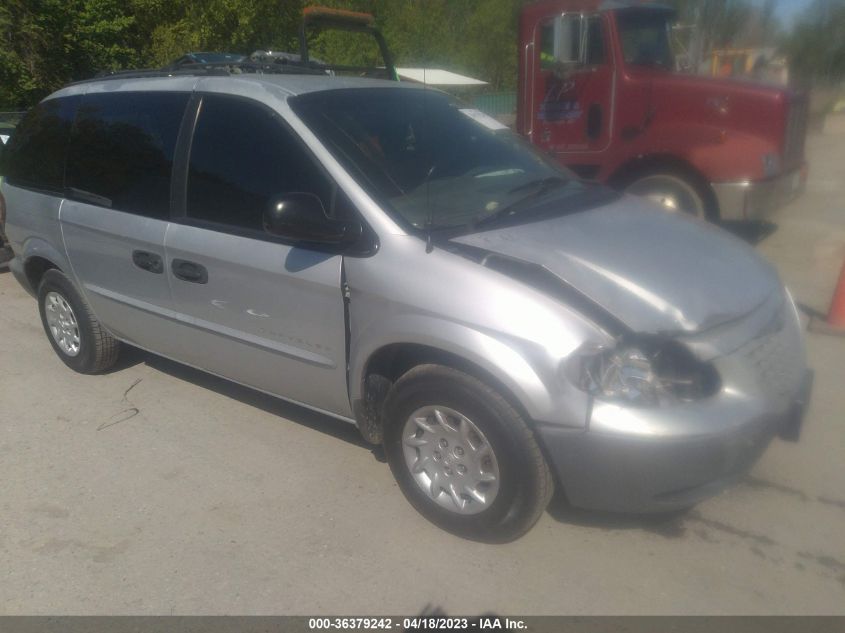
xmin=784 ymin=0 xmax=845 ymax=84
xmin=0 ymin=0 xmax=555 ymax=109
xmin=1 ymin=0 xmax=139 ymax=109
xmin=302 ymin=0 xmax=520 ymax=90
xmin=131 ymin=0 xmax=304 ymax=66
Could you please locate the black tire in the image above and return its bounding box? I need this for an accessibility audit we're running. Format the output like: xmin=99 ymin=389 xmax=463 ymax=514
xmin=37 ymin=269 xmax=120 ymax=374
xmin=383 ymin=364 xmax=553 ymax=542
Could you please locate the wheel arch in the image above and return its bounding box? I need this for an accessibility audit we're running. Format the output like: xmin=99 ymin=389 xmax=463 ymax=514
xmin=348 ymin=313 xmax=577 ymax=449
xmin=359 ymin=342 xmax=537 ymax=424
xmin=608 ymin=153 xmax=719 ymax=218
xmin=21 ymin=239 xmax=70 ymax=295
xmin=24 ymin=254 xmax=63 ymax=285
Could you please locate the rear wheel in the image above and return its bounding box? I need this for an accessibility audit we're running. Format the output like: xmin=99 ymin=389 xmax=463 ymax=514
xmin=624 ymin=171 xmax=711 ymax=218
xmin=383 ymin=364 xmax=553 ymax=542
xmin=37 ymin=269 xmax=120 ymax=374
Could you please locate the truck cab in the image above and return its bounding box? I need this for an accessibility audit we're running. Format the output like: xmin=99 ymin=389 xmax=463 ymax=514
xmin=518 ymin=0 xmax=808 ymax=220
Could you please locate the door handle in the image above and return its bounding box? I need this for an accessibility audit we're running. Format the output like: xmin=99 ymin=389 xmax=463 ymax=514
xmin=587 ymin=103 xmax=603 ymax=140
xmin=171 ymin=259 xmax=208 ymax=284
xmin=132 ymin=250 xmax=163 ymax=274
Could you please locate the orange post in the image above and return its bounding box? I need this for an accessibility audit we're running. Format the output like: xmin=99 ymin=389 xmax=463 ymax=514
xmin=826 ymin=258 xmax=845 ymax=330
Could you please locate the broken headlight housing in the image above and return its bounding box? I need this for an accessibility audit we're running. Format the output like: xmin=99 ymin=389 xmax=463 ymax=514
xmin=568 ymin=338 xmax=720 ymax=406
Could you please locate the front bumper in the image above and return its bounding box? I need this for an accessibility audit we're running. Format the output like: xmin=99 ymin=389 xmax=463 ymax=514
xmin=536 ymin=369 xmax=813 ymax=513
xmin=711 ymin=166 xmax=806 ymax=221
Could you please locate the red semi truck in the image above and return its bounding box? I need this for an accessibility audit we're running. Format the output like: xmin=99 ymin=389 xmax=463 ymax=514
xmin=517 ymin=0 xmax=808 ymax=220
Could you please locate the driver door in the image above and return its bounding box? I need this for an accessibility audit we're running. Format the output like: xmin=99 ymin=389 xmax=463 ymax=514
xmin=532 ymin=13 xmax=614 ymax=159
xmin=165 ymin=92 xmax=352 ymax=418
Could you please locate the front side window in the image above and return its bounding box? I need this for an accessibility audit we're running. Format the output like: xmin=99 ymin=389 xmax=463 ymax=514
xmin=290 ymin=89 xmax=603 ymax=234
xmin=0 ymin=97 xmax=78 ymax=192
xmin=585 ymin=17 xmax=606 ymax=65
xmin=617 ymin=9 xmax=675 ymax=69
xmin=66 ymin=91 xmax=189 ymax=218
xmin=186 ymin=95 xmax=333 ymax=233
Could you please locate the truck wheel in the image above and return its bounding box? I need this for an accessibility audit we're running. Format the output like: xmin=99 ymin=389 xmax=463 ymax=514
xmin=37 ymin=269 xmax=120 ymax=374
xmin=383 ymin=364 xmax=553 ymax=542
xmin=624 ymin=172 xmax=711 ymax=218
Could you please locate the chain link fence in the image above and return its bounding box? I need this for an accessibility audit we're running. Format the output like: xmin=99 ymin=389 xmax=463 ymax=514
xmin=472 ymin=92 xmax=517 ymax=127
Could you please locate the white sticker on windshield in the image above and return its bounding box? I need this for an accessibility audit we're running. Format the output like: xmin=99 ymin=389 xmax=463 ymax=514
xmin=0 ymin=134 xmax=8 ymax=145
xmin=458 ymin=108 xmax=508 ymax=131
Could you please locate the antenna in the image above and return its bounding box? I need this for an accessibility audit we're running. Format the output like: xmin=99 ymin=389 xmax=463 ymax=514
xmin=424 ymin=66 xmax=434 ymax=253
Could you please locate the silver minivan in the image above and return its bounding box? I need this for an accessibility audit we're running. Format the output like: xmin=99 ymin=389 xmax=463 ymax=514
xmin=0 ymin=71 xmax=812 ymax=541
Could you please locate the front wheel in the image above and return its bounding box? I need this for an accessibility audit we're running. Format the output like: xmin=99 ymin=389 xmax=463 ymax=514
xmin=383 ymin=364 xmax=553 ymax=542
xmin=624 ymin=172 xmax=711 ymax=218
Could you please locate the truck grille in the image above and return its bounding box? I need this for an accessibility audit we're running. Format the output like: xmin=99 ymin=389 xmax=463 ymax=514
xmin=783 ymin=93 xmax=808 ymax=169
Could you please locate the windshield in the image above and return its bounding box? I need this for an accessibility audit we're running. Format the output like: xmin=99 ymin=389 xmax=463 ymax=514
xmin=290 ymin=88 xmax=593 ymax=232
xmin=617 ymin=10 xmax=675 ymax=70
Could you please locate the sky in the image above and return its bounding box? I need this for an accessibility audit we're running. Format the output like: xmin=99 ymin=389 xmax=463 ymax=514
xmin=766 ymin=0 xmax=817 ymax=24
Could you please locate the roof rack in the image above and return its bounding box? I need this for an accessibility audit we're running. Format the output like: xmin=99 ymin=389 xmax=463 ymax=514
xmin=71 ymin=59 xmax=329 ymax=86
xmin=167 ymin=60 xmax=328 ymax=75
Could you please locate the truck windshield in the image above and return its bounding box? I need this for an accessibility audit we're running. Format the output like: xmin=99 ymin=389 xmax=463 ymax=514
xmin=617 ymin=10 xmax=674 ymax=70
xmin=290 ymin=88 xmax=596 ymax=232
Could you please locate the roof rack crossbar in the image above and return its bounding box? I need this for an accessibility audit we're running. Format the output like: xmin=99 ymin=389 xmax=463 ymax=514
xmin=69 ymin=68 xmax=229 ymax=85
xmin=72 ymin=59 xmax=331 ymax=86
xmin=173 ymin=60 xmax=327 ymax=75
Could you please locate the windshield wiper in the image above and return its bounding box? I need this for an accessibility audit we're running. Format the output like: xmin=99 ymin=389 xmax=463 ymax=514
xmin=506 ymin=175 xmax=567 ymax=196
xmin=472 ymin=176 xmax=569 ymax=228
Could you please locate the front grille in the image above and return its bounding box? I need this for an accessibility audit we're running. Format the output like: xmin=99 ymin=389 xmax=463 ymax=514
xmin=783 ymin=93 xmax=808 ymax=170
xmin=736 ymin=309 xmax=803 ymax=398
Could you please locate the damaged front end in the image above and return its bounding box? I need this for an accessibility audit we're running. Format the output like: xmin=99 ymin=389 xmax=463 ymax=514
xmin=445 ymin=205 xmax=811 ymax=512
xmin=545 ymin=288 xmax=811 ymax=513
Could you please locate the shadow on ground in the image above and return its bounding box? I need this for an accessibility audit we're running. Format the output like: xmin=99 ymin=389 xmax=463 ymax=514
xmin=108 ymin=346 xmax=698 ymax=535
xmin=717 ymin=220 xmax=779 ymax=245
xmin=111 ymin=345 xmax=386 ymax=462
xmin=103 ymin=346 xmax=798 ymax=542
xmin=545 ymin=489 xmax=690 ymax=537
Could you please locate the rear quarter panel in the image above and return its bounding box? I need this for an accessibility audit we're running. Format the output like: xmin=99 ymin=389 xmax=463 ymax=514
xmin=1 ymin=184 xmax=71 ymax=294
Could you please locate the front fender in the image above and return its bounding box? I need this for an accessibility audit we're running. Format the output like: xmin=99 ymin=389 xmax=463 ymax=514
xmin=349 ymin=313 xmax=590 ymax=429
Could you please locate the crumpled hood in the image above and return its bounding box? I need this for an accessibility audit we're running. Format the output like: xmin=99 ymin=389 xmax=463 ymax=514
xmin=451 ymin=196 xmax=781 ymax=334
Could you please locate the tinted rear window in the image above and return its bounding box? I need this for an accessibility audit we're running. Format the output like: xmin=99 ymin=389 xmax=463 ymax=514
xmin=0 ymin=97 xmax=78 ymax=192
xmin=66 ymin=91 xmax=189 ymax=218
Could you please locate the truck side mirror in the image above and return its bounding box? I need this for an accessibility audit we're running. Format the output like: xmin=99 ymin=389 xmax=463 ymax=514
xmin=554 ymin=14 xmax=587 ymax=66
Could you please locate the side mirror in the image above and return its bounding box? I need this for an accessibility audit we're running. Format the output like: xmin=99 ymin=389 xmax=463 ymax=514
xmin=553 ymin=14 xmax=586 ymax=66
xmin=263 ymin=193 xmax=361 ymax=245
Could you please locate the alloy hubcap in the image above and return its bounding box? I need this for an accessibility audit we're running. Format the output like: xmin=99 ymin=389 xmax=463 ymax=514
xmin=402 ymin=405 xmax=500 ymax=515
xmin=626 ymin=175 xmax=705 ymax=217
xmin=44 ymin=291 xmax=81 ymax=357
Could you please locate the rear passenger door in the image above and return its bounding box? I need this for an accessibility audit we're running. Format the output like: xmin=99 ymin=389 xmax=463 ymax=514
xmin=61 ymin=91 xmax=189 ymax=353
xmin=165 ymin=93 xmax=352 ymax=418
